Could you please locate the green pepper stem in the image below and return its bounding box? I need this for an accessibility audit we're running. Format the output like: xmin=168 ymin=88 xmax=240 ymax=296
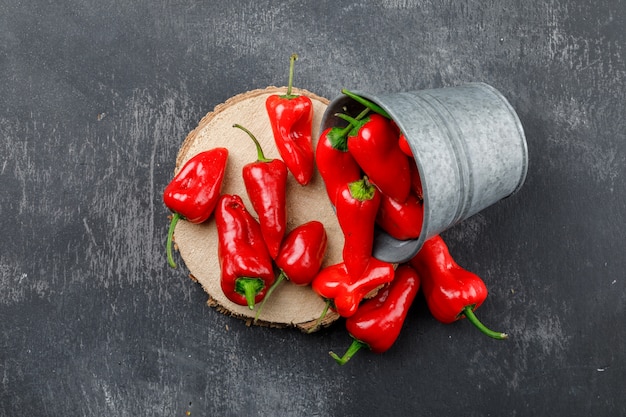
xmin=326 ymin=108 xmax=372 ymax=151
xmin=235 ymin=278 xmax=265 ymax=310
xmin=341 ymin=89 xmax=391 ymax=119
xmin=348 ymin=176 xmax=376 ymax=201
xmin=306 ymin=298 xmax=332 ymax=334
xmin=285 ymin=53 xmax=298 ymax=97
xmin=166 ymin=212 xmax=181 ymax=268
xmin=254 ymin=271 xmax=286 ymax=323
xmin=335 ymin=113 xmax=361 ymax=128
xmin=329 ymin=339 xmax=368 ymax=365
xmin=233 ymin=124 xmax=271 ymax=163
xmin=462 ymin=305 xmax=508 ymax=340
xmin=336 ymin=107 xmax=371 ymax=135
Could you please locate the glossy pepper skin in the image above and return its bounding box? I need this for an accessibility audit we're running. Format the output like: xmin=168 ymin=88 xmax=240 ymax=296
xmin=254 ymin=221 xmax=328 ymax=322
xmin=275 ymin=221 xmax=328 ymax=286
xmin=345 ymin=113 xmax=411 ymax=202
xmin=409 ymin=235 xmax=508 ymax=339
xmin=375 ymin=192 xmax=424 ymax=240
xmin=316 ymin=125 xmax=363 ymax=205
xmin=266 ymin=54 xmax=314 ymax=185
xmin=335 ymin=177 xmax=381 ymax=280
xmin=311 ymin=257 xmax=395 ymax=318
xmin=329 ymin=264 xmax=421 ymax=365
xmin=398 ymin=133 xmax=413 ymax=157
xmin=215 ymin=194 xmax=275 ymax=310
xmin=234 ymin=124 xmax=288 ymax=259
xmin=163 ymin=148 xmax=228 ymax=268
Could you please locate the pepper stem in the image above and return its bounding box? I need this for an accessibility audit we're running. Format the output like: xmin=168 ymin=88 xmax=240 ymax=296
xmin=326 ymin=108 xmax=372 ymax=151
xmin=335 ymin=113 xmax=362 ymax=129
xmin=462 ymin=305 xmax=508 ymax=340
xmin=329 ymin=339 xmax=368 ymax=365
xmin=341 ymin=89 xmax=391 ymax=119
xmin=233 ymin=124 xmax=271 ymax=163
xmin=235 ymin=277 xmax=265 ymax=310
xmin=348 ymin=176 xmax=376 ymax=201
xmin=337 ymin=107 xmax=371 ymax=136
xmin=166 ymin=212 xmax=181 ymax=268
xmin=284 ymin=53 xmax=298 ymax=98
xmin=306 ymin=298 xmax=332 ymax=334
xmin=254 ymin=271 xmax=286 ymax=323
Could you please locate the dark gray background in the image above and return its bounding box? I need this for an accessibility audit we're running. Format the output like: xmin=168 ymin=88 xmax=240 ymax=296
xmin=1 ymin=1 xmax=625 ymax=416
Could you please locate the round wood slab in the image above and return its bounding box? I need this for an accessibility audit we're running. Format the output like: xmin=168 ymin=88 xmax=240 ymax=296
xmin=171 ymin=86 xmax=342 ymax=332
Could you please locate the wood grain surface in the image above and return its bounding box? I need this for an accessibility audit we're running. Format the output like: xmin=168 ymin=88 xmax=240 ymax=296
xmin=171 ymin=87 xmax=341 ymax=330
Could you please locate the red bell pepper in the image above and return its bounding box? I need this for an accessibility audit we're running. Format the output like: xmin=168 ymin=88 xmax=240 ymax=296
xmin=342 ymin=113 xmax=411 ymax=203
xmin=163 ymin=148 xmax=228 ymax=268
xmin=329 ymin=264 xmax=421 ymax=365
xmin=315 ymin=109 xmax=369 ymax=204
xmin=215 ymin=194 xmax=275 ymax=310
xmin=335 ymin=177 xmax=381 ymax=280
xmin=311 ymin=257 xmax=395 ymax=318
xmin=265 ymin=53 xmax=314 ymax=185
xmin=375 ymin=191 xmax=424 ymax=240
xmin=254 ymin=221 xmax=328 ymax=322
xmin=233 ymin=124 xmax=288 ymax=259
xmin=409 ymin=235 xmax=508 ymax=339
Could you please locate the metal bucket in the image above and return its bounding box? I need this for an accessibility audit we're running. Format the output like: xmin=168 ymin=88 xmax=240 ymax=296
xmin=320 ymin=82 xmax=528 ymax=263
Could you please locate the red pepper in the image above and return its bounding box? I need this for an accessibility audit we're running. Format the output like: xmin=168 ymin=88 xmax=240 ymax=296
xmin=233 ymin=124 xmax=288 ymax=259
xmin=265 ymin=54 xmax=314 ymax=185
xmin=311 ymin=257 xmax=395 ymax=318
xmin=409 ymin=159 xmax=423 ymax=200
xmin=398 ymin=133 xmax=413 ymax=157
xmin=329 ymin=264 xmax=421 ymax=365
xmin=275 ymin=221 xmax=328 ymax=286
xmin=335 ymin=177 xmax=381 ymax=280
xmin=315 ymin=111 xmax=366 ymax=204
xmin=409 ymin=235 xmax=508 ymax=339
xmin=375 ymin=192 xmax=424 ymax=240
xmin=342 ymin=113 xmax=411 ymax=202
xmin=163 ymin=148 xmax=228 ymax=268
xmin=215 ymin=194 xmax=275 ymax=310
xmin=254 ymin=221 xmax=328 ymax=322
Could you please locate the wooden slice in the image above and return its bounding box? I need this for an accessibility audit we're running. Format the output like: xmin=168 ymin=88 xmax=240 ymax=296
xmin=171 ymin=86 xmax=342 ymax=332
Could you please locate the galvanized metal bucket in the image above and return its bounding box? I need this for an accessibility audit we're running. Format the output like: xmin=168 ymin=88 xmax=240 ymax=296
xmin=320 ymin=82 xmax=529 ymax=263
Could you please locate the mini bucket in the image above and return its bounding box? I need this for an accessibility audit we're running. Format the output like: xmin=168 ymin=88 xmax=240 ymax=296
xmin=321 ymin=82 xmax=528 ymax=263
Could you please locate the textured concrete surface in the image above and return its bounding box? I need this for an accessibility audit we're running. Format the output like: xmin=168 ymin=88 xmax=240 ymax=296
xmin=1 ymin=1 xmax=625 ymax=415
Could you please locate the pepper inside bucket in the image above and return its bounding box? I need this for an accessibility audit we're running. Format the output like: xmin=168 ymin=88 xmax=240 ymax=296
xmin=320 ymin=83 xmax=529 ymax=263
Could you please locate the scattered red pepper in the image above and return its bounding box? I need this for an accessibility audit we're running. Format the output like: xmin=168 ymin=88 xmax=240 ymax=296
xmin=315 ymin=109 xmax=369 ymax=204
xmin=275 ymin=221 xmax=328 ymax=286
xmin=375 ymin=191 xmax=424 ymax=240
xmin=335 ymin=176 xmax=381 ymax=280
xmin=254 ymin=221 xmax=328 ymax=322
xmin=340 ymin=113 xmax=411 ymax=203
xmin=163 ymin=148 xmax=228 ymax=268
xmin=233 ymin=124 xmax=288 ymax=259
xmin=409 ymin=235 xmax=508 ymax=339
xmin=265 ymin=53 xmax=314 ymax=185
xmin=329 ymin=264 xmax=421 ymax=365
xmin=311 ymin=257 xmax=395 ymax=318
xmin=215 ymin=194 xmax=275 ymax=310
